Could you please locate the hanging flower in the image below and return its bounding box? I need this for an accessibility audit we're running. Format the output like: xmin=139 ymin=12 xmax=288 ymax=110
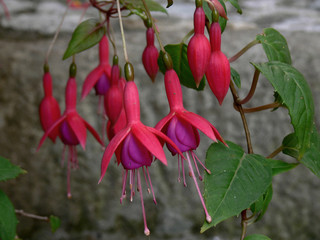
xmin=155 ymin=68 xmax=226 ymax=223
xmin=39 ymin=65 xmax=61 ymax=142
xmin=99 ymin=64 xmax=184 ymax=235
xmin=37 ymin=63 xmax=103 ymax=198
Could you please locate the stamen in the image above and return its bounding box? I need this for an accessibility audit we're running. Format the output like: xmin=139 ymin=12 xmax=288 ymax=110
xmin=191 ymin=151 xmax=203 ymax=181
xmin=177 ymin=155 xmax=181 ymax=183
xmin=146 ymin=167 xmax=157 ymax=205
xmin=67 ymin=147 xmax=72 ymax=199
xmin=61 ymin=145 xmax=66 ymax=167
xmin=120 ymin=170 xmax=128 ymax=204
xmin=192 ymin=151 xmax=211 ymax=174
xmin=181 ymin=156 xmax=187 ymax=187
xmin=137 ymin=169 xmax=150 ymax=236
xmin=142 ymin=167 xmax=151 ymax=194
xmin=130 ymin=169 xmax=135 ymax=202
xmin=186 ymin=152 xmax=212 ymax=223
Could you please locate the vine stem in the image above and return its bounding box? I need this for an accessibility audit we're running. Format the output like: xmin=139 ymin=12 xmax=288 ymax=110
xmin=181 ymin=29 xmax=194 ymax=44
xmin=45 ymin=2 xmax=71 ymax=64
xmin=267 ymin=145 xmax=284 ymax=158
xmin=228 ymin=39 xmax=260 ymax=63
xmin=141 ymin=0 xmax=166 ymax=53
xmin=234 ymin=102 xmax=281 ymax=113
xmin=15 ymin=209 xmax=49 ymax=222
xmin=116 ymin=0 xmax=128 ymax=62
xmin=238 ymin=69 xmax=260 ymax=105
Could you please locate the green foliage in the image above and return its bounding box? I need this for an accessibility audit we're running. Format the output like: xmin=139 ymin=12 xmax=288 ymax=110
xmin=244 ymin=234 xmax=271 ymax=240
xmin=227 ymin=0 xmax=242 ymax=14
xmin=158 ymin=44 xmax=206 ymax=90
xmin=231 ymin=67 xmax=241 ymax=88
xmin=253 ymin=62 xmax=315 ymax=157
xmin=0 ymin=190 xmax=17 ymax=240
xmin=250 ymin=185 xmax=273 ymax=222
xmin=0 ymin=156 xmax=26 ymax=182
xmin=256 ymin=28 xmax=291 ymax=64
xmin=49 ymin=215 xmax=61 ymax=233
xmin=122 ymin=0 xmax=167 ymax=17
xmin=63 ymin=19 xmax=105 ymax=60
xmin=201 ymin=141 xmax=272 ymax=232
xmin=283 ymin=124 xmax=320 ymax=178
xmin=266 ymin=159 xmax=298 ymax=176
xmin=203 ymin=0 xmax=227 ymax=32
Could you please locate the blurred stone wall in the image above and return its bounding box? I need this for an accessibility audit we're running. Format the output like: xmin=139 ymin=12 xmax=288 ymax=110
xmin=0 ymin=0 xmax=320 ymax=240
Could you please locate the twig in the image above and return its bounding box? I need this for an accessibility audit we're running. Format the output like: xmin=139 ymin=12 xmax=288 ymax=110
xmin=15 ymin=209 xmax=49 ymax=222
xmin=229 ymin=39 xmax=260 ymax=63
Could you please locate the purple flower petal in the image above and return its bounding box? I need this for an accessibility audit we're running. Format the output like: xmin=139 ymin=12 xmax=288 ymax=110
xmin=94 ymin=72 xmax=110 ymax=95
xmin=60 ymin=120 xmax=80 ymax=146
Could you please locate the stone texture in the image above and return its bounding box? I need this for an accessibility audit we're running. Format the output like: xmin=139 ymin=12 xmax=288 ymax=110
xmin=0 ymin=0 xmax=320 ymax=240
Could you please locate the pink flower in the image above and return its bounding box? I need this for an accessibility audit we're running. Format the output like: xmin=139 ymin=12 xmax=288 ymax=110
xmin=155 ymin=68 xmax=225 ymax=223
xmin=142 ymin=27 xmax=159 ymax=82
xmin=100 ymin=78 xmax=184 ymax=235
xmin=205 ymin=21 xmax=231 ymax=105
xmin=37 ymin=63 xmax=103 ymax=198
xmin=39 ymin=68 xmax=61 ymax=142
xmin=81 ymin=35 xmax=112 ymax=99
xmin=187 ymin=3 xmax=211 ymax=87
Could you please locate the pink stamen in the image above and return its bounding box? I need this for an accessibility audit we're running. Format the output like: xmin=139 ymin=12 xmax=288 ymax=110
xmin=137 ymin=169 xmax=150 ymax=236
xmin=130 ymin=170 xmax=135 ymax=202
xmin=142 ymin=167 xmax=151 ymax=194
xmin=177 ymin=155 xmax=181 ymax=183
xmin=181 ymin=156 xmax=187 ymax=187
xmin=120 ymin=170 xmax=128 ymax=204
xmin=186 ymin=152 xmax=212 ymax=223
xmin=67 ymin=147 xmax=72 ymax=199
xmin=191 ymin=151 xmax=203 ymax=181
xmin=146 ymin=167 xmax=157 ymax=205
xmin=61 ymin=145 xmax=67 ymax=167
xmin=192 ymin=151 xmax=211 ymax=174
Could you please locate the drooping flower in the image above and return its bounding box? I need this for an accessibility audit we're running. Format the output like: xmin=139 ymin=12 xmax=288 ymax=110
xmin=155 ymin=67 xmax=226 ymax=223
xmin=37 ymin=63 xmax=103 ymax=198
xmin=208 ymin=0 xmax=228 ymax=20
xmin=205 ymin=16 xmax=231 ymax=105
xmin=142 ymin=23 xmax=159 ymax=82
xmin=187 ymin=0 xmax=211 ymax=87
xmin=81 ymin=35 xmax=112 ymax=100
xmin=99 ymin=63 xmax=184 ymax=235
xmin=39 ymin=65 xmax=61 ymax=142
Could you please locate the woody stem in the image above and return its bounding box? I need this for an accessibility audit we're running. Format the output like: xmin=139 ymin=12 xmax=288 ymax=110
xmin=234 ymin=102 xmax=281 ymax=113
xmin=229 ymin=39 xmax=260 ymax=63
xmin=238 ymin=69 xmax=260 ymax=105
xmin=267 ymin=145 xmax=284 ymax=159
xmin=15 ymin=209 xmax=49 ymax=222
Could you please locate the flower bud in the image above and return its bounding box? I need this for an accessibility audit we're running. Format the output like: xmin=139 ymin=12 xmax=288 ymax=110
xmin=142 ymin=28 xmax=159 ymax=82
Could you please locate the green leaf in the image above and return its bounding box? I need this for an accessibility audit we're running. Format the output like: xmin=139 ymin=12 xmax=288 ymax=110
xmin=256 ymin=28 xmax=291 ymax=64
xmin=122 ymin=0 xmax=167 ymax=14
xmin=244 ymin=234 xmax=271 ymax=240
xmin=203 ymin=0 xmax=227 ymax=33
xmin=283 ymin=124 xmax=320 ymax=178
xmin=0 ymin=156 xmax=26 ymax=182
xmin=0 ymin=190 xmax=17 ymax=240
xmin=253 ymin=61 xmax=314 ymax=157
xmin=63 ymin=19 xmax=105 ymax=60
xmin=231 ymin=67 xmax=241 ymax=88
xmin=158 ymin=44 xmax=206 ymax=90
xmin=250 ymin=184 xmax=273 ymax=222
xmin=266 ymin=159 xmax=298 ymax=176
xmin=49 ymin=215 xmax=61 ymax=233
xmin=201 ymin=141 xmax=272 ymax=232
xmin=228 ymin=0 xmax=242 ymax=14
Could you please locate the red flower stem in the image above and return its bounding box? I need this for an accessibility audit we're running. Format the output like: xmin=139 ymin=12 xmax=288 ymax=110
xmin=234 ymin=102 xmax=281 ymax=113
xmin=267 ymin=145 xmax=284 ymax=159
xmin=137 ymin=169 xmax=150 ymax=236
xmin=15 ymin=209 xmax=49 ymax=222
xmin=228 ymin=39 xmax=260 ymax=63
xmin=238 ymin=69 xmax=260 ymax=105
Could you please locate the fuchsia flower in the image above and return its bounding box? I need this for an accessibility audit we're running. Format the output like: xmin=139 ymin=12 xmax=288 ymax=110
xmin=155 ymin=68 xmax=226 ymax=223
xmin=187 ymin=1 xmax=211 ymax=87
xmin=209 ymin=0 xmax=228 ymax=20
xmin=39 ymin=67 xmax=61 ymax=142
xmin=81 ymin=35 xmax=112 ymax=100
xmin=205 ymin=20 xmax=231 ymax=105
xmin=99 ymin=69 xmax=185 ymax=235
xmin=38 ymin=63 xmax=103 ymax=198
xmin=142 ymin=27 xmax=159 ymax=82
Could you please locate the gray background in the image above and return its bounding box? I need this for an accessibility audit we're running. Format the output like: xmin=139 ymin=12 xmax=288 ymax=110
xmin=0 ymin=0 xmax=320 ymax=239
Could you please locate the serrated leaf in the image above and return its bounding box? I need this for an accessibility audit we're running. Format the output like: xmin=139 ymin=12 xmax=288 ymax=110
xmin=250 ymin=184 xmax=273 ymax=222
xmin=231 ymin=67 xmax=241 ymax=88
xmin=228 ymin=0 xmax=242 ymax=14
xmin=122 ymin=0 xmax=167 ymax=14
xmin=158 ymin=44 xmax=206 ymax=90
xmin=0 ymin=156 xmax=26 ymax=182
xmin=283 ymin=124 xmax=320 ymax=178
xmin=201 ymin=141 xmax=272 ymax=232
xmin=203 ymin=0 xmax=227 ymax=33
xmin=63 ymin=19 xmax=105 ymax=60
xmin=244 ymin=234 xmax=271 ymax=240
xmin=253 ymin=61 xmax=314 ymax=157
xmin=266 ymin=159 xmax=298 ymax=176
xmin=0 ymin=190 xmax=17 ymax=240
xmin=49 ymin=215 xmax=61 ymax=233
xmin=256 ymin=28 xmax=291 ymax=64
